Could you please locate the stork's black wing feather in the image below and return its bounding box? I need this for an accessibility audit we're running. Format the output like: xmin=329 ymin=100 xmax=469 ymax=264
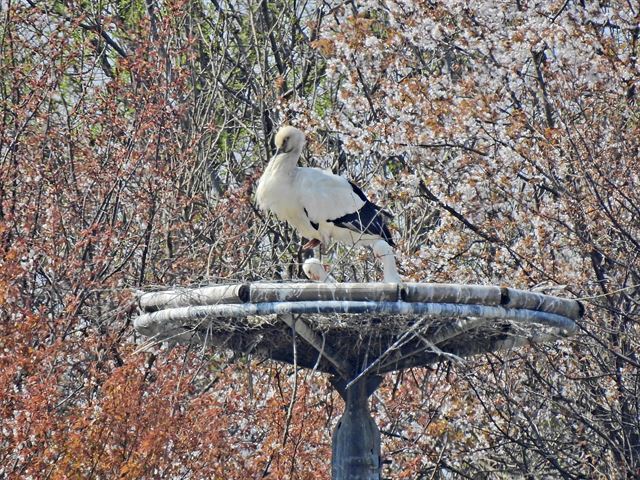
xmin=304 ymin=208 xmax=319 ymax=230
xmin=348 ymin=181 xmax=393 ymax=218
xmin=329 ymin=201 xmax=395 ymax=247
xmin=348 ymin=181 xmax=368 ymax=202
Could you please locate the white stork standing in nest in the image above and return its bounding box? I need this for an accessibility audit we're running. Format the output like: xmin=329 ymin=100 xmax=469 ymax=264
xmin=256 ymin=126 xmax=401 ymax=283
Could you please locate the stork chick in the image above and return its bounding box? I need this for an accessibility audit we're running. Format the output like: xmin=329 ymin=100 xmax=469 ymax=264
xmin=302 ymin=258 xmax=336 ymax=283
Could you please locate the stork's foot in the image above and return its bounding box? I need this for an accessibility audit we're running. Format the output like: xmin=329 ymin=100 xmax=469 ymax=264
xmin=302 ymin=238 xmax=321 ymax=251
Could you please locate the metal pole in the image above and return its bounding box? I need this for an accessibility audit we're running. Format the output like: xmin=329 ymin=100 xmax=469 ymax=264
xmin=331 ymin=375 xmax=383 ymax=480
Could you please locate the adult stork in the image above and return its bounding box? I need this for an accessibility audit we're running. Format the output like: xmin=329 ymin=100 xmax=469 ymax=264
xmin=256 ymin=126 xmax=401 ymax=283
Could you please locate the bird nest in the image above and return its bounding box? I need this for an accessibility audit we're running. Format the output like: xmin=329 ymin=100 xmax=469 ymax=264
xmin=134 ymin=282 xmax=583 ymax=379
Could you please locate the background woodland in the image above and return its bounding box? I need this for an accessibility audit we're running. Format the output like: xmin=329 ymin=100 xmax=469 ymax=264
xmin=1 ymin=0 xmax=639 ymax=478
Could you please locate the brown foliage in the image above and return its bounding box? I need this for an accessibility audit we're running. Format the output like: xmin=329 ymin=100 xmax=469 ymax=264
xmin=1 ymin=0 xmax=639 ymax=478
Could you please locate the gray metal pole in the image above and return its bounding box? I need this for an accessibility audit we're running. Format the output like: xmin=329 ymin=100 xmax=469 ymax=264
xmin=331 ymin=376 xmax=383 ymax=480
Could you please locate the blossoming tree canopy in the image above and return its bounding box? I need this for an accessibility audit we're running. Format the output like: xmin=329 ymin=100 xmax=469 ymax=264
xmin=2 ymin=0 xmax=638 ymax=478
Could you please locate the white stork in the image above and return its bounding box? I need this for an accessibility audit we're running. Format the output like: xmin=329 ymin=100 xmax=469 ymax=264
xmin=302 ymin=258 xmax=336 ymax=283
xmin=256 ymin=125 xmax=401 ymax=282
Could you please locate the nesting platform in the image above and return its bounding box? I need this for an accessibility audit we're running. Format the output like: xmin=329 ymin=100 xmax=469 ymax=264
xmin=135 ymin=282 xmax=583 ymax=479
xmin=135 ymin=282 xmax=582 ymax=379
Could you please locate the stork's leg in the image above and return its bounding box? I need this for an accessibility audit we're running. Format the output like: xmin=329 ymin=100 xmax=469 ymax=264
xmin=302 ymin=238 xmax=321 ymax=251
xmin=373 ymin=240 xmax=402 ymax=283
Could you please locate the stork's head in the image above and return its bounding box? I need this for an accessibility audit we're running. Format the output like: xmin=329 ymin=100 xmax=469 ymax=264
xmin=274 ymin=126 xmax=306 ymax=155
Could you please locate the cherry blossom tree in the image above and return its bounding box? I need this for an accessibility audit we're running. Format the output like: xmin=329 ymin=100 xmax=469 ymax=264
xmin=283 ymin=1 xmax=638 ymax=477
xmin=1 ymin=0 xmax=638 ymax=478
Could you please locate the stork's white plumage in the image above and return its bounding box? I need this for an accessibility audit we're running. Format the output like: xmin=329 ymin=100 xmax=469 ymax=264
xmin=302 ymin=258 xmax=336 ymax=283
xmin=256 ymin=125 xmax=401 ymax=282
